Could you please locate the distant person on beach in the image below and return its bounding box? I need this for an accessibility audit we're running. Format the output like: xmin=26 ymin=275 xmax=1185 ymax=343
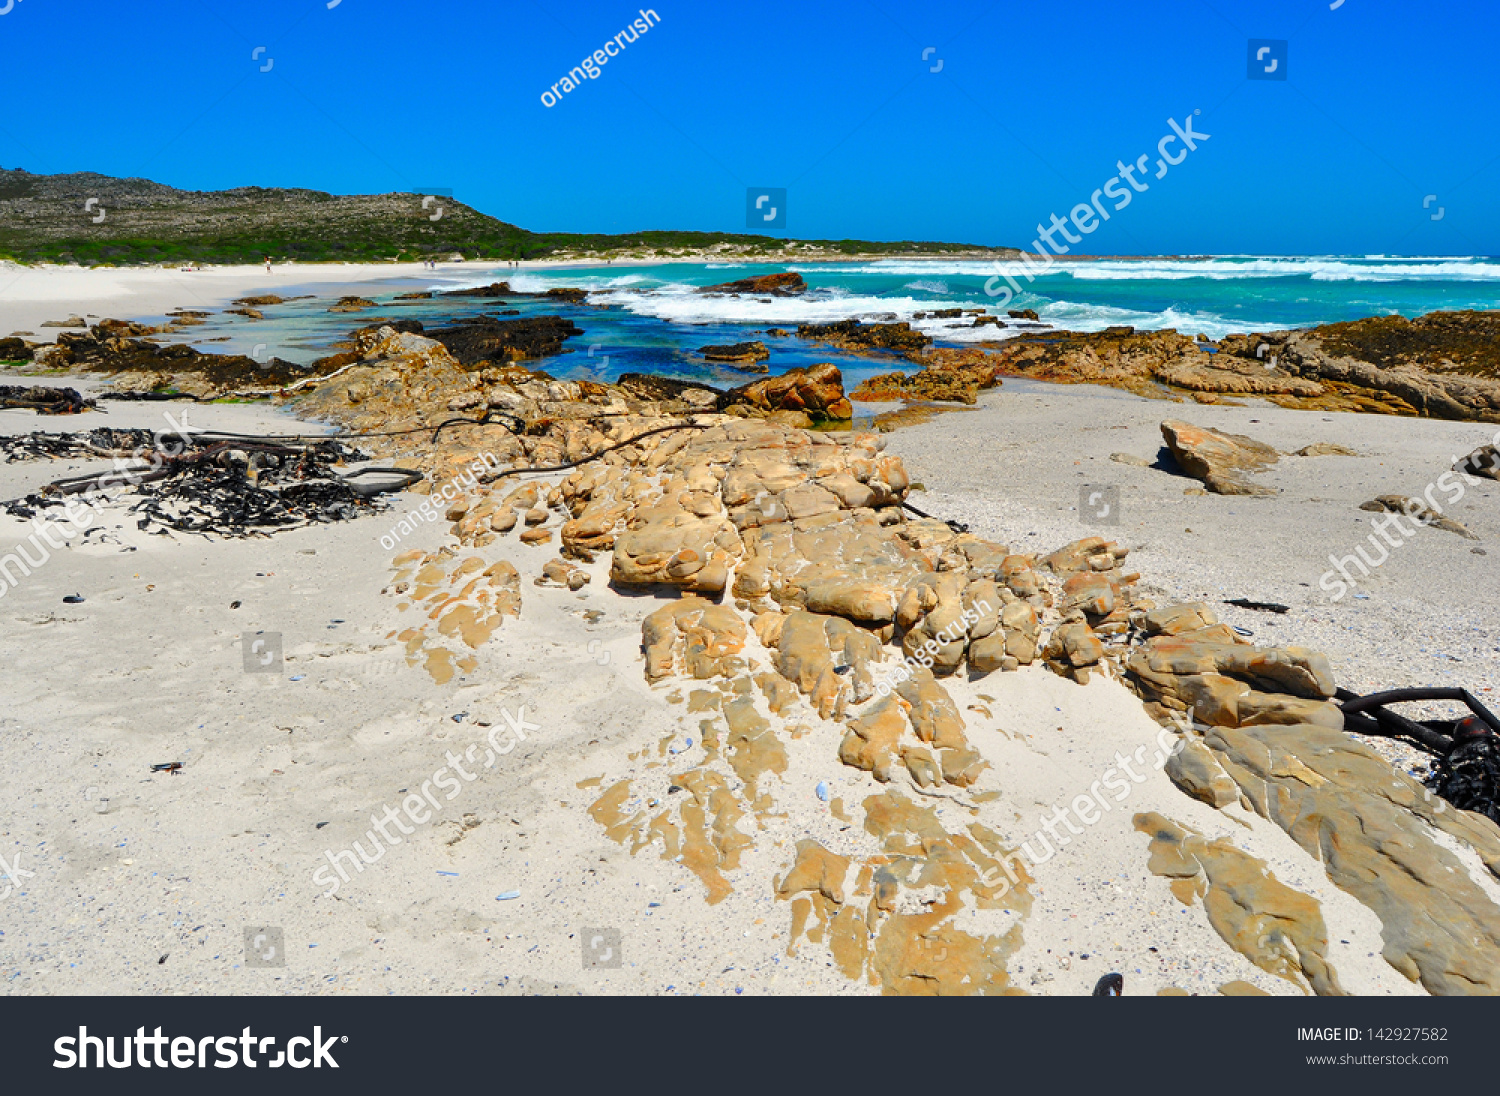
xmin=264 ymin=256 xmax=271 ymax=273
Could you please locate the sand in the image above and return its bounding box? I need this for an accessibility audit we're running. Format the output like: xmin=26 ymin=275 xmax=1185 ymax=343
xmin=0 ymin=259 xmax=620 ymax=342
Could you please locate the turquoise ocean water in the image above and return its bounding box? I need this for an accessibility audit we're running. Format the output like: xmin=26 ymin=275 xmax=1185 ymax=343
xmin=155 ymin=256 xmax=1500 ymax=392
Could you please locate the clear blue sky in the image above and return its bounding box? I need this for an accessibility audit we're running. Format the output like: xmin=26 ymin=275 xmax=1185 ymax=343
xmin=2 ymin=0 xmax=1496 ymax=255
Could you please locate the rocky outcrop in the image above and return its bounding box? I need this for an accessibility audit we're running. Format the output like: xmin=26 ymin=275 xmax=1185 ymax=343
xmin=720 ymin=363 xmax=853 ymax=423
xmin=383 ymin=548 xmax=521 ymax=685
xmin=851 ymin=348 xmax=1005 ymax=405
xmin=698 ymin=272 xmax=806 ymax=296
xmin=700 ymin=341 xmax=770 ymax=370
xmin=328 ymin=296 xmax=377 ymax=313
xmin=1202 ymin=721 xmax=1500 ymax=995
xmin=424 ymin=315 xmax=584 ymax=366
xmin=1218 ymin=313 xmax=1500 ymax=420
xmin=797 ymin=320 xmax=932 ymax=354
xmin=1161 ymin=420 xmax=1279 ymax=495
xmin=438 ymin=282 xmax=587 ymax=304
xmin=0 ymin=336 xmax=31 ymax=361
xmin=28 ymin=320 xmax=304 ymax=396
xmin=1126 ymin=607 xmax=1341 ymax=732
xmin=954 ymin=315 xmax=1500 ymax=420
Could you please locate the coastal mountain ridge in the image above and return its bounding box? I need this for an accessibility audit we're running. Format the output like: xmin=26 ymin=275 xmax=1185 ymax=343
xmin=0 ymin=167 xmax=1018 ymax=266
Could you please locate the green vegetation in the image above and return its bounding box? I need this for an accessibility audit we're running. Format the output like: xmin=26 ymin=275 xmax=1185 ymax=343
xmin=0 ymin=168 xmax=1010 ymax=266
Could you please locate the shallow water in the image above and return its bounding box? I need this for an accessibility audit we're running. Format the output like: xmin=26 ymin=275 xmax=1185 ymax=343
xmin=153 ymin=256 xmax=1500 ymax=387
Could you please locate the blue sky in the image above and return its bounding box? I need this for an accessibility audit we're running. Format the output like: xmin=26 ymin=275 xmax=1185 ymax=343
xmin=2 ymin=0 xmax=1496 ymax=255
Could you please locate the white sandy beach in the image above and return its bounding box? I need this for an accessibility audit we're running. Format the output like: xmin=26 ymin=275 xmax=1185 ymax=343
xmin=0 ymin=372 xmax=1457 ymax=996
xmin=2 ymin=268 xmax=1497 ymax=997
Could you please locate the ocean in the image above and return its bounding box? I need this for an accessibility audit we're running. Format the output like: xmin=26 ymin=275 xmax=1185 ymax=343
xmin=158 ymin=256 xmax=1500 ymax=392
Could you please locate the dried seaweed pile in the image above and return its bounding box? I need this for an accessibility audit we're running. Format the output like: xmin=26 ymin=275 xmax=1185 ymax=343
xmin=1430 ymin=722 xmax=1500 ymax=827
xmin=0 ymin=385 xmax=95 ymax=415
xmin=130 ymin=440 xmax=383 ymax=536
xmin=3 ymin=435 xmax=395 ymax=537
xmin=0 ymin=427 xmax=163 ymax=463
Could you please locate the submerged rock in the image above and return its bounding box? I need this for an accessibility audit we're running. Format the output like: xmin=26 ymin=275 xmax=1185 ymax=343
xmin=700 ymin=341 xmax=770 ymax=370
xmin=698 ymin=272 xmax=806 ymax=296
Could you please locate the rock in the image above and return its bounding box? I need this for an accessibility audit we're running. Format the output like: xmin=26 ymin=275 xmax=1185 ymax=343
xmin=1110 ymin=452 xmax=1152 ymax=467
xmin=840 ymin=697 xmax=909 ymax=782
xmin=796 ymin=320 xmax=932 ymax=353
xmin=37 ymin=322 xmax=306 ymax=396
xmin=1127 ymin=631 xmax=1342 ymax=730
xmin=777 ymin=839 xmax=850 ymax=902
xmin=615 ymin=373 xmax=723 ymax=408
xmin=1296 ymin=442 xmax=1359 ymax=457
xmin=386 ymin=553 xmax=521 ymax=684
xmin=1134 ymin=812 xmax=1343 ymax=995
xmin=699 ymin=273 xmax=806 ymax=296
xmin=328 ymin=296 xmax=377 ymax=313
xmin=1061 ymin=571 xmax=1116 ymax=619
xmin=1043 ymin=622 xmax=1104 ymax=680
xmin=232 ymin=294 xmax=284 ymax=306
xmin=1359 ymin=495 xmax=1478 ymax=539
xmin=1042 ymin=536 xmax=1126 ymax=576
xmin=1251 ymin=311 xmax=1500 ymax=419
xmin=1007 ymin=309 xmax=1039 ymax=321
xmin=440 ymin=282 xmax=513 ymax=298
xmin=721 ymin=363 xmax=852 ymax=422
xmin=700 ymin=341 xmax=770 ymax=370
xmin=851 ymin=348 xmax=1004 ymax=405
xmin=426 ymin=315 xmax=584 ymax=365
xmin=1456 ymin=445 xmax=1500 ymax=480
xmin=1164 ymin=739 xmax=1241 ymax=808
xmin=40 ymin=316 xmax=87 ymax=328
xmin=1140 ymin=602 xmax=1219 ymax=636
xmin=0 ymin=383 xmax=93 ymax=413
xmin=519 ymin=526 xmax=552 ymax=545
xmin=1203 ymin=721 xmax=1500 ymax=995
xmin=1160 ymin=420 xmax=1279 ymax=496
xmin=641 ymin=596 xmax=747 ymax=682
xmin=611 ymin=502 xmax=738 ymax=595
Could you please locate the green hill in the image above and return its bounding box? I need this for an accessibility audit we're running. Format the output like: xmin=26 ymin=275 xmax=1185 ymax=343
xmin=0 ymin=168 xmax=1014 ymax=265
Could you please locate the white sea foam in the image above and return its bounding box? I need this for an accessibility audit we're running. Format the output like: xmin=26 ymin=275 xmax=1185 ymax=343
xmin=789 ymin=257 xmax=1500 ymax=282
xmin=597 ymin=284 xmax=941 ymax=325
